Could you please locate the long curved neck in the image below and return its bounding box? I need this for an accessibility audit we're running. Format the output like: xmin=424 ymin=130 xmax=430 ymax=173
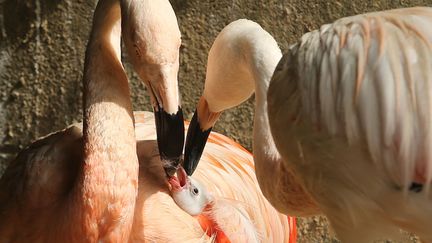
xmin=76 ymin=0 xmax=138 ymax=240
xmin=251 ymin=47 xmax=319 ymax=216
xmin=251 ymin=49 xmax=282 ymax=175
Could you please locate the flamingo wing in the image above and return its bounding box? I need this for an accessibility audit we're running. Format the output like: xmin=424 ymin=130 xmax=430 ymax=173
xmin=268 ymin=6 xmax=432 ymax=242
xmin=0 ymin=112 xmax=155 ymax=213
xmin=269 ymin=6 xmax=432 ymax=191
xmin=0 ymin=125 xmax=83 ymax=211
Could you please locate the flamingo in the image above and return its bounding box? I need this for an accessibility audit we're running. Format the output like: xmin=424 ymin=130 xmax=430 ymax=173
xmin=267 ymin=7 xmax=432 ymax=242
xmin=183 ymin=19 xmax=319 ymax=218
xmin=170 ymin=167 xmax=268 ymax=242
xmin=0 ymin=0 xmax=184 ymax=241
xmin=183 ymin=7 xmax=432 ymax=243
xmin=0 ymin=1 xmax=296 ymax=241
xmin=134 ymin=111 xmax=296 ymax=243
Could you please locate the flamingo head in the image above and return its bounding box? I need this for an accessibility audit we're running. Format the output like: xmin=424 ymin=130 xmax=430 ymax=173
xmin=120 ymin=0 xmax=185 ymax=177
xmin=169 ymin=167 xmax=212 ymax=216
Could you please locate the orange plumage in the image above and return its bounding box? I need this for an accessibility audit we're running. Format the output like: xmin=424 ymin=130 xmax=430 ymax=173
xmin=136 ymin=111 xmax=297 ymax=242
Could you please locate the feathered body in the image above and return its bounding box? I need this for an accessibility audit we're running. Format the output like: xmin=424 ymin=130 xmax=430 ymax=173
xmin=268 ymin=7 xmax=432 ymax=242
xmin=0 ymin=110 xmax=295 ymax=242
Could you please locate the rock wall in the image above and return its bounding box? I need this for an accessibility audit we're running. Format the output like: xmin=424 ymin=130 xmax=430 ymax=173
xmin=0 ymin=0 xmax=429 ymax=242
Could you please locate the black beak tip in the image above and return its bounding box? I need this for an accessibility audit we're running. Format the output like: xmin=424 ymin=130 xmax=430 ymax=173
xmin=184 ymin=111 xmax=212 ymax=176
xmin=154 ymin=107 xmax=185 ymax=175
xmin=183 ymin=159 xmax=195 ymax=176
xmin=162 ymin=154 xmax=183 ymax=177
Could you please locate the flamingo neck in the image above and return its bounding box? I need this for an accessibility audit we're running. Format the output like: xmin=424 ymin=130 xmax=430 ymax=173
xmin=251 ymin=60 xmax=281 ymax=172
xmin=251 ymin=57 xmax=319 ymax=216
xmin=252 ymin=65 xmax=288 ymax=211
xmin=77 ymin=0 xmax=138 ymax=239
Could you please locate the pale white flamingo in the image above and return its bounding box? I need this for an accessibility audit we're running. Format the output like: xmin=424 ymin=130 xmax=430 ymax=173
xmin=0 ymin=0 xmax=184 ymax=241
xmin=268 ymin=7 xmax=432 ymax=242
xmin=183 ymin=19 xmax=319 ymax=219
xmin=185 ymin=9 xmax=432 ymax=242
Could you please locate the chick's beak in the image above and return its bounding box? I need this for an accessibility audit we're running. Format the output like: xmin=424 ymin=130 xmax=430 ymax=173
xmin=184 ymin=96 xmax=220 ymax=176
xmin=168 ymin=166 xmax=188 ymax=192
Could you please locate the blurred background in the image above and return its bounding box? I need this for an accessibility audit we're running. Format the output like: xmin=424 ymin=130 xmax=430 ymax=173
xmin=0 ymin=0 xmax=430 ymax=242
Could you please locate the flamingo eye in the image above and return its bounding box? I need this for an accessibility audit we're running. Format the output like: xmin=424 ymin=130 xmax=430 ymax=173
xmin=192 ymin=188 xmax=199 ymax=195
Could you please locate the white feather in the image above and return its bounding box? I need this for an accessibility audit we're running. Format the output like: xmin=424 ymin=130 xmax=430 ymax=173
xmin=268 ymin=7 xmax=432 ymax=242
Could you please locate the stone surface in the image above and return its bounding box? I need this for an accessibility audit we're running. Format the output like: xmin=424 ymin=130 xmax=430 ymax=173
xmin=0 ymin=0 xmax=430 ymax=242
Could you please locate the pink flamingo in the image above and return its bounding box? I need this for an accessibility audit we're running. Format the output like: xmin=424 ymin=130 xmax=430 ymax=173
xmin=183 ymin=19 xmax=318 ymax=219
xmin=0 ymin=1 xmax=296 ymax=242
xmin=0 ymin=0 xmax=184 ymax=241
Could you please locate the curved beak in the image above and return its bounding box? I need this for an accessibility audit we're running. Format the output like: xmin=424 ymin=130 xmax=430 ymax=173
xmin=145 ymin=66 xmax=185 ymax=177
xmin=184 ymin=96 xmax=220 ymax=175
xmin=168 ymin=166 xmax=188 ymax=192
xmin=124 ymin=50 xmax=185 ymax=178
xmin=132 ymin=71 xmax=185 ymax=177
xmin=154 ymin=105 xmax=185 ymax=177
xmin=135 ymin=70 xmax=185 ymax=177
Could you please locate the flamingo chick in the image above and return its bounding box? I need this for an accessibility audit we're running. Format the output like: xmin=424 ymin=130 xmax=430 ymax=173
xmin=169 ymin=167 xmax=210 ymax=216
xmin=170 ymin=167 xmax=266 ymax=243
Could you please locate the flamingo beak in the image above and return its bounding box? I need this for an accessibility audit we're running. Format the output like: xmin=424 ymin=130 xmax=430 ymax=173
xmin=184 ymin=96 xmax=220 ymax=175
xmin=135 ymin=64 xmax=185 ymax=177
xmin=146 ymin=79 xmax=185 ymax=177
xmin=154 ymin=106 xmax=185 ymax=177
xmin=183 ymin=111 xmax=212 ymax=176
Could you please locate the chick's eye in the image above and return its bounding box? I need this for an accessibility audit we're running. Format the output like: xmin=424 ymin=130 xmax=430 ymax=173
xmin=192 ymin=188 xmax=199 ymax=195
